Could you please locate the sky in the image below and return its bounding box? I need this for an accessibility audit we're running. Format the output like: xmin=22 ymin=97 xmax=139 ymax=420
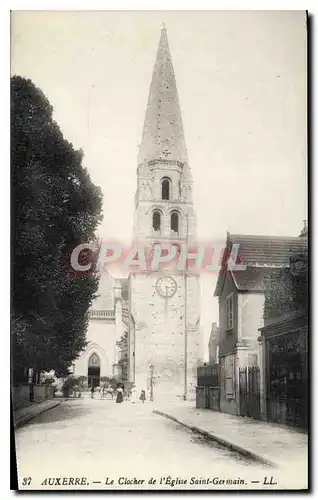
xmin=11 ymin=10 xmax=307 ymax=358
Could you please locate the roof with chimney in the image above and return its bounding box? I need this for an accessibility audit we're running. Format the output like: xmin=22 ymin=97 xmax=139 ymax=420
xmin=138 ymin=25 xmax=188 ymax=165
xmin=214 ymin=231 xmax=308 ymax=296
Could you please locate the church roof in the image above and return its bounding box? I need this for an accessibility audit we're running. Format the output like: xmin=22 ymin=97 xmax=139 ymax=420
xmin=229 ymin=233 xmax=308 ymax=268
xmin=214 ymin=233 xmax=308 ymax=297
xmin=138 ymin=25 xmax=188 ymax=165
xmin=232 ymin=266 xmax=275 ymax=292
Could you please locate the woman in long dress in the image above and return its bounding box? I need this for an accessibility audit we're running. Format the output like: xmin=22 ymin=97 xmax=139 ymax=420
xmin=130 ymin=384 xmax=137 ymax=404
xmin=139 ymin=389 xmax=146 ymax=404
xmin=116 ymin=385 xmax=124 ymax=404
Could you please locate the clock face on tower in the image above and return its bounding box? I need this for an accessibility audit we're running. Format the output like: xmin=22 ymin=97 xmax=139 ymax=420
xmin=155 ymin=276 xmax=177 ymax=298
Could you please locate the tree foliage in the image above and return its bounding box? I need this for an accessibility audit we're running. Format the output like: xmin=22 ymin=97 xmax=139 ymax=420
xmin=11 ymin=75 xmax=103 ymax=381
xmin=100 ymin=376 xmax=118 ymax=389
xmin=264 ymin=252 xmax=308 ymax=323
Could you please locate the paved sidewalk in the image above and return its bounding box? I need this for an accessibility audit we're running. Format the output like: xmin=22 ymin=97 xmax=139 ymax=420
xmin=153 ymin=403 xmax=308 ymax=469
xmin=14 ymin=399 xmax=62 ymax=429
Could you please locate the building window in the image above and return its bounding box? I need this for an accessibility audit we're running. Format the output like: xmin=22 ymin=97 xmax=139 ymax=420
xmin=152 ymin=210 xmax=161 ymax=232
xmin=88 ymin=353 xmax=100 ymax=366
xmin=226 ymin=293 xmax=234 ymax=330
xmin=172 ymin=243 xmax=180 ymax=256
xmin=170 ymin=211 xmax=179 ymax=233
xmin=161 ymin=178 xmax=170 ymax=200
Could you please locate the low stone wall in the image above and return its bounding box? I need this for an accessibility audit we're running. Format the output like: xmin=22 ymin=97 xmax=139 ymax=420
xmin=12 ymin=384 xmax=55 ymax=410
xmin=12 ymin=385 xmax=29 ymax=410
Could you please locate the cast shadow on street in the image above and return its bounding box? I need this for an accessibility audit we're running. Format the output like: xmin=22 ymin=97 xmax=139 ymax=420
xmin=15 ymin=401 xmax=99 ymax=428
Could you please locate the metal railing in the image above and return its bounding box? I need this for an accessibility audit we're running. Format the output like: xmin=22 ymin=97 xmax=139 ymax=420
xmin=89 ymin=310 xmax=115 ymax=319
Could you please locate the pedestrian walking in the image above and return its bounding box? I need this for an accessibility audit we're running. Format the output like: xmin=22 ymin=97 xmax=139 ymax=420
xmin=90 ymin=385 xmax=95 ymax=399
xmin=139 ymin=389 xmax=146 ymax=404
xmin=101 ymin=383 xmax=106 ymax=399
xmin=116 ymin=384 xmax=124 ymax=404
xmin=130 ymin=384 xmax=137 ymax=404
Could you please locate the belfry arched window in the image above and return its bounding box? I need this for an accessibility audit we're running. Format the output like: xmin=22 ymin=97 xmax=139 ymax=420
xmin=172 ymin=243 xmax=181 ymax=257
xmin=171 ymin=211 xmax=179 ymax=233
xmin=152 ymin=210 xmax=161 ymax=232
xmin=161 ymin=178 xmax=171 ymax=200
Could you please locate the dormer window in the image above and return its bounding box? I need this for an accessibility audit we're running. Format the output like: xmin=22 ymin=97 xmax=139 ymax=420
xmin=161 ymin=178 xmax=171 ymax=200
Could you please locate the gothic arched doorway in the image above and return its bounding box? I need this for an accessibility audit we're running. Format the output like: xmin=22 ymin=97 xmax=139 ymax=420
xmin=87 ymin=353 xmax=100 ymax=388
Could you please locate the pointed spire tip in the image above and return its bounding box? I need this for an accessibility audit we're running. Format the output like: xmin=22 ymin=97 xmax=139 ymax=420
xmin=138 ymin=22 xmax=188 ymax=165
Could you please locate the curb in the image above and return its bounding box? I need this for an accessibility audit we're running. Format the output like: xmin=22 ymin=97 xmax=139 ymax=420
xmin=14 ymin=401 xmax=62 ymax=430
xmin=153 ymin=409 xmax=275 ymax=468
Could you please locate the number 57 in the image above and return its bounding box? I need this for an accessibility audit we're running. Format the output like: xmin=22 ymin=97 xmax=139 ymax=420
xmin=22 ymin=477 xmax=32 ymax=486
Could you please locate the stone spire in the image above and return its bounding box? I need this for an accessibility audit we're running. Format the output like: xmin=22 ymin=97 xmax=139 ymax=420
xmin=138 ymin=25 xmax=188 ymax=166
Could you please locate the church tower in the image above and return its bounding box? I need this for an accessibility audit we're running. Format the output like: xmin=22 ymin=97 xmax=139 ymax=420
xmin=129 ymin=26 xmax=202 ymax=400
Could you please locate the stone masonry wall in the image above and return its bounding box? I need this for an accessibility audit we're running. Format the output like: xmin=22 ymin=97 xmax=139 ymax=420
xmin=130 ymin=272 xmax=202 ymax=399
xmin=134 ymin=162 xmax=197 ymax=245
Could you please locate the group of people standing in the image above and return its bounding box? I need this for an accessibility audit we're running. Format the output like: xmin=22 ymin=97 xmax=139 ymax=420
xmin=115 ymin=383 xmax=146 ymax=404
xmin=90 ymin=383 xmax=114 ymax=399
xmin=90 ymin=383 xmax=146 ymax=404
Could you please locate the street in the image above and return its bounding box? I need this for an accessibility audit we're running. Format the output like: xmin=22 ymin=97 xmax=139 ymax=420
xmin=14 ymin=396 xmax=283 ymax=491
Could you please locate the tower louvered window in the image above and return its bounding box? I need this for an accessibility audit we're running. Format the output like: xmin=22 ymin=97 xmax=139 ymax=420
xmin=171 ymin=211 xmax=179 ymax=233
xmin=162 ymin=178 xmax=170 ymax=200
xmin=152 ymin=211 xmax=161 ymax=232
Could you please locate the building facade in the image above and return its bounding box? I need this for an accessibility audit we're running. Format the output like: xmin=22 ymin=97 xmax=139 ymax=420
xmin=73 ymin=27 xmax=203 ymax=397
xmin=214 ymin=231 xmax=308 ymax=415
xmin=73 ymin=272 xmax=129 ymax=387
xmin=258 ymin=312 xmax=308 ymax=429
xmin=258 ymin=237 xmax=308 ymax=428
xmin=128 ymin=26 xmax=203 ymax=400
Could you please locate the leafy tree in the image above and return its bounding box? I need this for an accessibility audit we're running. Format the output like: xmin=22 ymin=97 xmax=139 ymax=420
xmin=62 ymin=376 xmax=80 ymax=397
xmin=42 ymin=377 xmax=55 ymax=385
xmin=264 ymin=252 xmax=308 ymax=323
xmin=100 ymin=376 xmax=117 ymax=389
xmin=11 ymin=75 xmax=103 ymax=382
xmin=77 ymin=376 xmax=88 ymax=388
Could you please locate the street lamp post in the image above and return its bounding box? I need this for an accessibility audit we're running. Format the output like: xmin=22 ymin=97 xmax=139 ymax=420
xmin=28 ymin=367 xmax=34 ymax=403
xmin=149 ymin=364 xmax=154 ymax=402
